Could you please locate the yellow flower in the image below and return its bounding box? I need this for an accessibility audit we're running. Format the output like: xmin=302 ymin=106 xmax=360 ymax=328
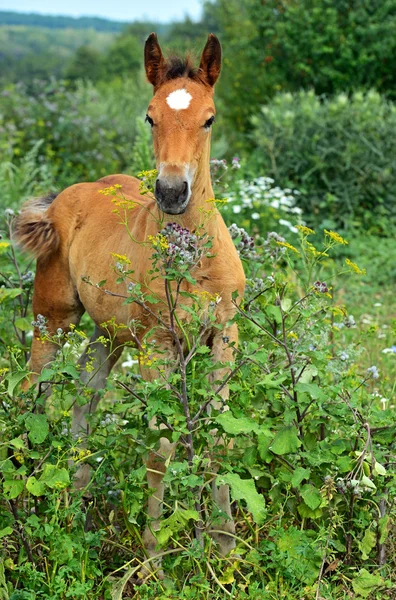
xmin=305 ymin=241 xmax=329 ymax=257
xmin=296 ymin=225 xmax=315 ymax=236
xmin=110 ymin=252 xmax=131 ymax=264
xmin=99 ymin=184 xmax=123 ymax=196
xmin=148 ymin=233 xmax=169 ymax=250
xmin=324 ymin=230 xmax=348 ymax=245
xmin=0 ymin=241 xmax=10 ymax=250
xmin=205 ymin=197 xmax=228 ymax=205
xmin=345 ymin=258 xmax=366 ymax=275
xmin=276 ymin=241 xmax=300 ymax=254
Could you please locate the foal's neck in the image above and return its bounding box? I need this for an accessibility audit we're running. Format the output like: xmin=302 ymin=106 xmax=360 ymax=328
xmin=159 ymin=136 xmax=216 ymax=234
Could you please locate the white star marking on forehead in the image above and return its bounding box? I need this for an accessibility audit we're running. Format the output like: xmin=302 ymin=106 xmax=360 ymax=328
xmin=166 ymin=89 xmax=192 ymax=110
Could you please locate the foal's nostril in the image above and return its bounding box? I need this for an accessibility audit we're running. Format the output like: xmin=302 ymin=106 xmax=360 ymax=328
xmin=182 ymin=181 xmax=188 ymax=195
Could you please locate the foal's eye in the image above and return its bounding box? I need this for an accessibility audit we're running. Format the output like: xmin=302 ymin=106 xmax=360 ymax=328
xmin=204 ymin=116 xmax=215 ymax=129
xmin=145 ymin=114 xmax=154 ymax=127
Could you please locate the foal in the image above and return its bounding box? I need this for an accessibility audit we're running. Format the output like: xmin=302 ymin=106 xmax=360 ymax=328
xmin=17 ymin=33 xmax=245 ymax=566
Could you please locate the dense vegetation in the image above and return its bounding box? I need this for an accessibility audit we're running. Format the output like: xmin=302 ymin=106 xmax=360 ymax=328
xmin=0 ymin=4 xmax=395 ymax=599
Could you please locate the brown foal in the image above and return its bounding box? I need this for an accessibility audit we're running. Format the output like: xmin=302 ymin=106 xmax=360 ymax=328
xmin=16 ymin=33 xmax=245 ymax=570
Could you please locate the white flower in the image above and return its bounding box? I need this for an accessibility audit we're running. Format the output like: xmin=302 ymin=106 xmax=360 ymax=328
xmin=232 ymin=205 xmax=242 ymax=214
xmin=251 ymin=212 xmax=260 ymax=220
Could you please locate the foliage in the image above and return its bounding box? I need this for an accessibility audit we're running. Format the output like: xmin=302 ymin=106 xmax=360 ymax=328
xmin=0 ymin=77 xmax=151 ymax=187
xmin=210 ymin=0 xmax=396 ymax=137
xmin=0 ymin=167 xmax=395 ymax=599
xmin=250 ymin=90 xmax=396 ymax=232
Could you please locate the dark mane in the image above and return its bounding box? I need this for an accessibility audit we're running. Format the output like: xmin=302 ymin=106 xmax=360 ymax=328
xmin=161 ymin=55 xmax=203 ymax=84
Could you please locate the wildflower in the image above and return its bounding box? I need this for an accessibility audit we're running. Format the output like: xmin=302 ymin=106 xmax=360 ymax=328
xmin=222 ymin=336 xmax=230 ymax=344
xmin=305 ymin=241 xmax=328 ymax=258
xmin=0 ymin=241 xmax=10 ymax=250
xmin=32 ymin=313 xmax=48 ymax=335
xmin=4 ymin=208 xmax=15 ymax=217
xmin=148 ymin=233 xmax=169 ymax=251
xmin=57 ymin=328 xmax=63 ymax=336
xmin=340 ymin=352 xmax=349 ymax=361
xmin=231 ymin=156 xmax=241 ymax=169
xmin=228 ymin=223 xmax=257 ymax=259
xmin=345 ymin=258 xmax=366 ymax=275
xmin=344 ymin=315 xmax=356 ymax=328
xmin=324 ymin=230 xmax=348 ymax=245
xmin=99 ymin=184 xmax=122 ymax=196
xmin=382 ymin=346 xmax=396 ymax=354
xmin=21 ymin=271 xmax=34 ymax=284
xmin=314 ymin=280 xmax=329 ymax=294
xmin=155 ymin=223 xmax=201 ymax=267
xmin=367 ymin=366 xmax=379 ymax=379
xmin=276 ymin=240 xmax=300 ymax=254
xmin=110 ymin=253 xmax=131 ymax=265
xmin=296 ymin=225 xmax=315 ymax=235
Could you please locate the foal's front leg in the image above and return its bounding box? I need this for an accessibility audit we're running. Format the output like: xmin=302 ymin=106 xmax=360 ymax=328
xmin=208 ymin=323 xmax=238 ymax=555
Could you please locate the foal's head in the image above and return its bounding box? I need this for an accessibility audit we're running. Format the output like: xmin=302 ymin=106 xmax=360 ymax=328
xmin=144 ymin=33 xmax=221 ymax=215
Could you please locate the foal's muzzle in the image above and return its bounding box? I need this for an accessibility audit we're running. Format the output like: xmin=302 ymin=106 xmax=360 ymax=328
xmin=155 ymin=177 xmax=190 ymax=215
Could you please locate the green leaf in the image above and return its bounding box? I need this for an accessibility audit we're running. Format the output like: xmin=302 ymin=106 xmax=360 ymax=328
xmin=266 ymin=305 xmax=281 ymax=324
xmin=40 ymin=464 xmax=70 ymax=490
xmin=361 ymin=475 xmax=376 ymax=490
xmin=352 ymin=569 xmax=383 ymax=598
xmin=379 ymin=514 xmax=390 ymax=544
xmin=7 ymin=371 xmax=28 ymax=396
xmin=0 ymin=526 xmax=13 ymax=539
xmin=26 ymin=476 xmax=47 ymax=497
xmin=14 ymin=317 xmax=32 ymax=332
xmin=373 ymin=461 xmax=386 ymax=476
xmin=218 ymin=473 xmax=266 ymax=524
xmin=291 ymin=467 xmax=311 ymax=487
xmin=215 ymin=411 xmax=260 ymax=435
xmin=258 ymin=373 xmax=287 ymax=389
xmin=156 ymin=509 xmax=199 ymax=546
xmin=25 ymin=414 xmax=49 ymax=444
xmin=270 ymin=426 xmax=301 ymax=455
xmin=301 ymin=484 xmax=322 ymax=510
xmin=3 ymin=479 xmax=24 ymax=499
xmin=297 ymin=365 xmax=318 ymax=384
xmin=0 ymin=287 xmax=22 ymax=304
xmin=9 ymin=437 xmax=25 ymax=449
xmin=358 ymin=526 xmax=376 ymax=560
xmin=295 ymin=382 xmax=326 ymax=401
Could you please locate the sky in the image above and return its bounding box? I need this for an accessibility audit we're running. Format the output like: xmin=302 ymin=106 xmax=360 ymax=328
xmin=0 ymin=0 xmax=203 ymax=23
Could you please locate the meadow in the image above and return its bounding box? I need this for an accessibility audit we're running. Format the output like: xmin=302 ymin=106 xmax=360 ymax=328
xmin=0 ymin=3 xmax=395 ymax=598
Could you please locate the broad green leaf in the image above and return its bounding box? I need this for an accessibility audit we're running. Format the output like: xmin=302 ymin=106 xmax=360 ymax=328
xmin=25 ymin=414 xmax=49 ymax=444
xmin=258 ymin=373 xmax=287 ymax=389
xmin=0 ymin=527 xmax=13 ymax=539
xmin=373 ymin=461 xmax=386 ymax=476
xmin=0 ymin=287 xmax=22 ymax=304
xmin=298 ymin=365 xmax=318 ymax=384
xmin=3 ymin=479 xmax=24 ymax=499
xmin=14 ymin=317 xmax=32 ymax=332
xmin=297 ymin=501 xmax=323 ymax=519
xmin=270 ymin=426 xmax=301 ymax=455
xmin=7 ymin=371 xmax=29 ymax=396
xmin=40 ymin=464 xmax=70 ymax=489
xmin=301 ymin=484 xmax=322 ymax=510
xmin=215 ymin=412 xmax=260 ymax=435
xmin=9 ymin=437 xmax=25 ymax=449
xmin=361 ymin=475 xmax=376 ymax=490
xmin=352 ymin=569 xmax=383 ymax=598
xmin=291 ymin=467 xmax=311 ymax=487
xmin=257 ymin=430 xmax=274 ymax=463
xmin=27 ymin=476 xmax=46 ymax=497
xmin=358 ymin=526 xmax=376 ymax=560
xmin=379 ymin=514 xmax=390 ymax=544
xmin=156 ymin=509 xmax=199 ymax=546
xmin=280 ymin=298 xmax=292 ymax=312
xmin=218 ymin=472 xmax=266 ymax=524
xmin=295 ymin=382 xmax=326 ymax=401
xmin=266 ymin=305 xmax=281 ymax=324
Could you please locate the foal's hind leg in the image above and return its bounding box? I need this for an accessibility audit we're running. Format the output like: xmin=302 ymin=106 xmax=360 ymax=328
xmin=72 ymin=326 xmax=123 ymax=489
xmin=24 ymin=256 xmax=84 ymax=390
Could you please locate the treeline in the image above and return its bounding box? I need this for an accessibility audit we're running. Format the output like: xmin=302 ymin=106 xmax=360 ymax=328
xmin=0 ymin=10 xmax=126 ymax=31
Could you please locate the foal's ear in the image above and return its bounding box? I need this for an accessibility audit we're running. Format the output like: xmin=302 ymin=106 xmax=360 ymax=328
xmin=145 ymin=32 xmax=166 ymax=87
xmin=199 ymin=34 xmax=222 ymax=86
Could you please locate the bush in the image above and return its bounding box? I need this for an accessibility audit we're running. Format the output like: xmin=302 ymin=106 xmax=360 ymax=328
xmin=0 ymin=76 xmax=151 ymax=188
xmin=250 ymin=90 xmax=396 ymax=232
xmin=0 ymin=175 xmax=395 ymax=598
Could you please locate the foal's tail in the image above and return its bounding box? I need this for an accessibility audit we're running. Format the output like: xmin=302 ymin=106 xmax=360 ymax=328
xmin=15 ymin=193 xmax=60 ymax=260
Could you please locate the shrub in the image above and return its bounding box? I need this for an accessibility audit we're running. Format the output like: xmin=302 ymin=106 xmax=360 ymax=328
xmin=0 ymin=76 xmax=150 ymax=188
xmin=0 ymin=175 xmax=395 ymax=598
xmin=250 ymin=90 xmax=396 ymax=232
